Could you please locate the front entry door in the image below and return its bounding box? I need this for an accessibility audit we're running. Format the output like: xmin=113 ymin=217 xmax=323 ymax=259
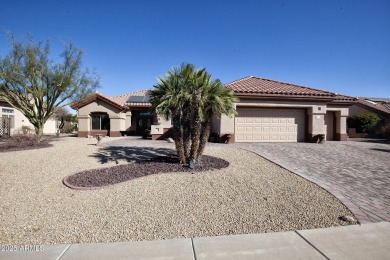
xmin=136 ymin=117 xmax=152 ymax=135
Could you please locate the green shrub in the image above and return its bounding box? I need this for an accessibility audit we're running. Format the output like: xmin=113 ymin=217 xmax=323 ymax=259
xmin=347 ymin=112 xmax=381 ymax=133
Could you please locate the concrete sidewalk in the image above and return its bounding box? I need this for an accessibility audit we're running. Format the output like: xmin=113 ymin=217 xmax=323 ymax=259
xmin=1 ymin=222 xmax=389 ymax=260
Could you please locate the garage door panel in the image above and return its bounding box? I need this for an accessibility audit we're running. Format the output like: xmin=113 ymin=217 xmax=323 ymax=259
xmin=253 ymin=135 xmax=262 ymax=141
xmin=236 ymin=126 xmax=245 ymax=132
xmin=235 ymin=108 xmax=305 ymax=142
xmin=236 ymin=134 xmax=244 ymax=141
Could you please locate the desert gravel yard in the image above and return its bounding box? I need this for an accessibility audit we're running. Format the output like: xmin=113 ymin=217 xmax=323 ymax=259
xmin=0 ymin=136 xmax=354 ymax=245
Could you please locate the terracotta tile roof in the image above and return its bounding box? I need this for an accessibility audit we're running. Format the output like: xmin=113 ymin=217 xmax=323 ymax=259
xmin=332 ymin=94 xmax=356 ymax=102
xmin=110 ymin=89 xmax=151 ymax=107
xmin=225 ymin=76 xmax=338 ymax=97
xmin=70 ymin=92 xmax=123 ymax=110
xmin=224 ymin=76 xmax=356 ymax=103
xmin=355 ymin=97 xmax=390 ymax=116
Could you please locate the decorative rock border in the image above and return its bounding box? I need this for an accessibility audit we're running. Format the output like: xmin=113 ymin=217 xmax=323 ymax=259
xmin=63 ymin=155 xmax=230 ymax=190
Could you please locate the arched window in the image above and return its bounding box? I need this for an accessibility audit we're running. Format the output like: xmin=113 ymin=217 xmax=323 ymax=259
xmin=91 ymin=113 xmax=110 ymax=130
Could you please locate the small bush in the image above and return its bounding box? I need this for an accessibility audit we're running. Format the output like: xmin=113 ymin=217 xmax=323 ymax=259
xmin=21 ymin=125 xmax=33 ymax=135
xmin=347 ymin=112 xmax=381 ymax=133
xmin=60 ymin=122 xmax=77 ymax=133
xmin=0 ymin=134 xmax=52 ymax=152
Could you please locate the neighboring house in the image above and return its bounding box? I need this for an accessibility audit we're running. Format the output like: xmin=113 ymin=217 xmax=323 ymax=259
xmin=0 ymin=97 xmax=58 ymax=136
xmin=71 ymin=76 xmax=356 ymax=143
xmin=349 ymin=97 xmax=390 ymax=126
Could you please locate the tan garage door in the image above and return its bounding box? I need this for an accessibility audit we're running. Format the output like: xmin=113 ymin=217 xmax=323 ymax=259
xmin=235 ymin=108 xmax=305 ymax=142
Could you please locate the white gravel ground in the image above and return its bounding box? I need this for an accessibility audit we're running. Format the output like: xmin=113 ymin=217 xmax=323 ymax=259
xmin=0 ymin=136 xmax=354 ymax=245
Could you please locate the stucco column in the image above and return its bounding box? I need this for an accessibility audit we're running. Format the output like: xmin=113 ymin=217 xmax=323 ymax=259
xmin=335 ymin=112 xmax=348 ymax=141
xmin=77 ymin=115 xmax=90 ymax=137
xmin=125 ymin=111 xmax=132 ymax=131
xmin=219 ymin=113 xmax=235 ymax=143
xmin=307 ymin=106 xmax=326 ymax=142
xmin=109 ymin=116 xmax=124 ymax=137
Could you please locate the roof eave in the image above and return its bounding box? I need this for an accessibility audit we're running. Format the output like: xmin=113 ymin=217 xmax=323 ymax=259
xmin=71 ymin=94 xmax=124 ymax=111
xmin=234 ymin=93 xmax=337 ymax=102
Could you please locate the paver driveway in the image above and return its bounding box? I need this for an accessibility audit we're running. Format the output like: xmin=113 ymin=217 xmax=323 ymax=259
xmin=233 ymin=140 xmax=390 ymax=223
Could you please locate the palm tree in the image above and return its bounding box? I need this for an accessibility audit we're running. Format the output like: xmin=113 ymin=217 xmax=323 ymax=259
xmin=150 ymin=64 xmax=195 ymax=164
xmin=150 ymin=63 xmax=237 ymax=166
xmin=196 ymin=79 xmax=238 ymax=160
xmin=150 ymin=69 xmax=186 ymax=163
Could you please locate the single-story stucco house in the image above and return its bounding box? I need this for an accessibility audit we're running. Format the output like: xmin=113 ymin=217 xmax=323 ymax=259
xmin=70 ymin=76 xmax=357 ymax=143
xmin=0 ymin=97 xmax=58 ymax=136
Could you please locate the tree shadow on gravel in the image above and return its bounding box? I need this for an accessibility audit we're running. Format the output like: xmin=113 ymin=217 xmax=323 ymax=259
xmin=90 ymin=146 xmax=177 ymax=164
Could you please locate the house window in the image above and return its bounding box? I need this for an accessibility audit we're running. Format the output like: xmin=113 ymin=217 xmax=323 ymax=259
xmin=91 ymin=113 xmax=110 ymax=130
xmin=2 ymin=108 xmax=14 ymax=114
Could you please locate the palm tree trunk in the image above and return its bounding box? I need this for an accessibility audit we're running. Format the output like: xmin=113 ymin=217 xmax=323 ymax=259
xmin=197 ymin=117 xmax=212 ymax=162
xmin=189 ymin=104 xmax=201 ymax=162
xmin=182 ymin=106 xmax=191 ymax=162
xmin=172 ymin=113 xmax=186 ymax=164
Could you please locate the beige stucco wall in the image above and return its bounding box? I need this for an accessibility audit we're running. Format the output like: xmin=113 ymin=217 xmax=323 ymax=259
xmin=151 ymin=113 xmax=172 ymax=135
xmin=156 ymin=115 xmax=171 ymax=125
xmin=125 ymin=111 xmax=132 ymax=130
xmin=77 ymin=99 xmax=126 ymax=135
xmin=307 ymin=106 xmax=326 ymax=136
xmin=78 ymin=100 xmax=123 ymax=118
xmin=1 ymin=105 xmax=57 ymax=135
xmin=349 ymin=104 xmax=371 ymax=115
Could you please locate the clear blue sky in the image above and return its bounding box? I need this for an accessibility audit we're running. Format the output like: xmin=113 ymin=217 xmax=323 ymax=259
xmin=1 ymin=0 xmax=389 ymax=98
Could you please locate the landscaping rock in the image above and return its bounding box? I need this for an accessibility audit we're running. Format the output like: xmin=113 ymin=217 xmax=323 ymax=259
xmin=63 ymin=155 xmax=229 ymax=189
xmin=339 ymin=215 xmax=356 ymax=223
xmin=0 ymin=137 xmax=356 ymax=246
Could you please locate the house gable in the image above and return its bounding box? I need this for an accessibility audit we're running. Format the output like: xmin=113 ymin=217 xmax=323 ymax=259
xmin=70 ymin=92 xmax=123 ymax=111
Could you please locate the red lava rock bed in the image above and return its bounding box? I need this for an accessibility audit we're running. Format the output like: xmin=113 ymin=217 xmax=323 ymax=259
xmin=63 ymin=155 xmax=229 ymax=189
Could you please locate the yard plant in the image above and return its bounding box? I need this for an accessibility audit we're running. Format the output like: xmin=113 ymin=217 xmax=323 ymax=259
xmin=347 ymin=112 xmax=381 ymax=133
xmin=0 ymin=33 xmax=99 ymax=141
xmin=150 ymin=63 xmax=237 ymax=165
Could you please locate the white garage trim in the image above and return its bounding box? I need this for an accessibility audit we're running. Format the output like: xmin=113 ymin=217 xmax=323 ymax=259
xmin=235 ymin=108 xmax=306 ymax=142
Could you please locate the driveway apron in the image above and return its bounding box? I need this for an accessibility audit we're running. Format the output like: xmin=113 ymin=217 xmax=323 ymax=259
xmin=232 ymin=140 xmax=390 ymax=224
